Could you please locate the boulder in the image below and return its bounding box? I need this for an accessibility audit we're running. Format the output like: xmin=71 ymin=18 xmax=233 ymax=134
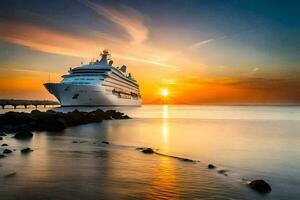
xmin=0 ymin=154 xmax=5 ymax=158
xmin=36 ymin=117 xmax=67 ymax=132
xmin=1 ymin=144 xmax=8 ymax=146
xmin=102 ymin=141 xmax=109 ymax=144
xmin=21 ymin=147 xmax=33 ymax=154
xmin=0 ymin=137 xmax=2 ymax=140
xmin=142 ymin=148 xmax=155 ymax=154
xmin=182 ymin=158 xmax=194 ymax=162
xmin=3 ymin=172 xmax=17 ymax=178
xmin=3 ymin=149 xmax=12 ymax=154
xmin=14 ymin=131 xmax=33 ymax=140
xmin=249 ymin=179 xmax=272 ymax=194
xmin=208 ymin=164 xmax=216 ymax=169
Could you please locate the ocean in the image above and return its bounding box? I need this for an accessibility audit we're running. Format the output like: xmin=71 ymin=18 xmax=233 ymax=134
xmin=1 ymin=105 xmax=300 ymax=199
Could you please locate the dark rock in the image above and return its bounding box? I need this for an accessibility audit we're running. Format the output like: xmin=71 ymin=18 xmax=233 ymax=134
xmin=142 ymin=148 xmax=155 ymax=154
xmin=36 ymin=117 xmax=67 ymax=132
xmin=3 ymin=149 xmax=12 ymax=154
xmin=31 ymin=109 xmax=42 ymax=115
xmin=0 ymin=137 xmax=2 ymax=140
xmin=72 ymin=141 xmax=78 ymax=143
xmin=208 ymin=164 xmax=216 ymax=169
xmin=0 ymin=109 xmax=129 ymax=133
xmin=182 ymin=158 xmax=194 ymax=162
xmin=0 ymin=154 xmax=5 ymax=158
xmin=21 ymin=147 xmax=33 ymax=154
xmin=218 ymin=169 xmax=229 ymax=176
xmin=249 ymin=180 xmax=272 ymax=194
xmin=102 ymin=141 xmax=109 ymax=144
xmin=14 ymin=131 xmax=33 ymax=140
xmin=1 ymin=143 xmax=8 ymax=146
xmin=3 ymin=172 xmax=16 ymax=178
xmin=0 ymin=133 xmax=6 ymax=136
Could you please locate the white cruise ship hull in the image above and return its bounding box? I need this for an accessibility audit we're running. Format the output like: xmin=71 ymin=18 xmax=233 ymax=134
xmin=44 ymin=83 xmax=141 ymax=106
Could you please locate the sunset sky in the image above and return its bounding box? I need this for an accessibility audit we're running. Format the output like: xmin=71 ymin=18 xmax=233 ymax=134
xmin=0 ymin=0 xmax=300 ymax=104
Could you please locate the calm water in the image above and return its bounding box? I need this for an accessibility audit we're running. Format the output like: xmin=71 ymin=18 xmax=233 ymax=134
xmin=1 ymin=105 xmax=300 ymax=199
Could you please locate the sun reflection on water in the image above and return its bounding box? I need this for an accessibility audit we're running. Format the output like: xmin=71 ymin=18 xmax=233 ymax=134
xmin=161 ymin=105 xmax=169 ymax=151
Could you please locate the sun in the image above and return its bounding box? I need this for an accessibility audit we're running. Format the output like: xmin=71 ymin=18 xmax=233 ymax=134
xmin=161 ymin=89 xmax=169 ymax=97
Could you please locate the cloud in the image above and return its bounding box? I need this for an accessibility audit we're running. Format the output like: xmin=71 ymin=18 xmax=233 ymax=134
xmin=0 ymin=18 xmax=175 ymax=68
xmin=0 ymin=18 xmax=98 ymax=57
xmin=81 ymin=0 xmax=149 ymax=44
xmin=188 ymin=38 xmax=215 ymax=49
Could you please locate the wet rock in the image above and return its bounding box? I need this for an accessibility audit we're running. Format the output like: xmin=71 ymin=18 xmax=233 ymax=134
xmin=182 ymin=158 xmax=194 ymax=162
xmin=3 ymin=149 xmax=12 ymax=154
xmin=0 ymin=109 xmax=129 ymax=133
xmin=102 ymin=141 xmax=109 ymax=144
xmin=0 ymin=137 xmax=2 ymax=140
xmin=142 ymin=148 xmax=155 ymax=154
xmin=36 ymin=117 xmax=67 ymax=132
xmin=3 ymin=172 xmax=16 ymax=179
xmin=208 ymin=164 xmax=216 ymax=169
xmin=249 ymin=179 xmax=272 ymax=194
xmin=0 ymin=133 xmax=6 ymax=136
xmin=14 ymin=131 xmax=33 ymax=140
xmin=21 ymin=147 xmax=33 ymax=154
xmin=218 ymin=169 xmax=229 ymax=176
xmin=0 ymin=154 xmax=5 ymax=158
xmin=72 ymin=141 xmax=78 ymax=143
xmin=1 ymin=143 xmax=8 ymax=146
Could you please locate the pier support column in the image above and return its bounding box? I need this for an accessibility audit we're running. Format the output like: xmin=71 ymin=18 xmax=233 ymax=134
xmin=1 ymin=105 xmax=4 ymax=109
xmin=13 ymin=105 xmax=17 ymax=109
xmin=24 ymin=105 xmax=27 ymax=109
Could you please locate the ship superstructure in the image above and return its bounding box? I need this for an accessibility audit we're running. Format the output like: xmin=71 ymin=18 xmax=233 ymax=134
xmin=44 ymin=50 xmax=141 ymax=106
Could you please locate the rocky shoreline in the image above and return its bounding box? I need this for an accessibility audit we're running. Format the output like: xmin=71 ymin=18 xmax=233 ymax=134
xmin=0 ymin=109 xmax=130 ymax=134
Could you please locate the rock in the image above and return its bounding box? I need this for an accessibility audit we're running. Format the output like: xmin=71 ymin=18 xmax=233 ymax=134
xmin=3 ymin=149 xmax=12 ymax=154
xmin=208 ymin=164 xmax=216 ymax=169
xmin=3 ymin=172 xmax=16 ymax=178
xmin=249 ymin=179 xmax=272 ymax=194
xmin=0 ymin=137 xmax=2 ymax=140
xmin=218 ymin=169 xmax=229 ymax=176
xmin=0 ymin=154 xmax=5 ymax=158
xmin=72 ymin=141 xmax=78 ymax=143
xmin=142 ymin=148 xmax=155 ymax=154
xmin=102 ymin=141 xmax=109 ymax=144
xmin=1 ymin=143 xmax=8 ymax=146
xmin=182 ymin=158 xmax=194 ymax=162
xmin=0 ymin=133 xmax=6 ymax=136
xmin=0 ymin=110 xmax=129 ymax=133
xmin=14 ymin=131 xmax=33 ymax=140
xmin=37 ymin=117 xmax=67 ymax=132
xmin=21 ymin=147 xmax=33 ymax=154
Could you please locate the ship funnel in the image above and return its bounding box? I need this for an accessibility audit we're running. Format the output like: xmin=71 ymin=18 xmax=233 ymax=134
xmin=120 ymin=65 xmax=127 ymax=73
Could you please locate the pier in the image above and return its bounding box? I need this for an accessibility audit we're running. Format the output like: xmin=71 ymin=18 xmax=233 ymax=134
xmin=0 ymin=99 xmax=60 ymax=109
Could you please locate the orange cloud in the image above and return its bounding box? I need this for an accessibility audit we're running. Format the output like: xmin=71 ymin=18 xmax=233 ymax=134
xmin=0 ymin=19 xmax=99 ymax=57
xmin=82 ymin=0 xmax=149 ymax=44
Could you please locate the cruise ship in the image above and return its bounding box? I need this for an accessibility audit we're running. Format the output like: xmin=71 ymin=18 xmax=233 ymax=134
xmin=44 ymin=50 xmax=141 ymax=106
